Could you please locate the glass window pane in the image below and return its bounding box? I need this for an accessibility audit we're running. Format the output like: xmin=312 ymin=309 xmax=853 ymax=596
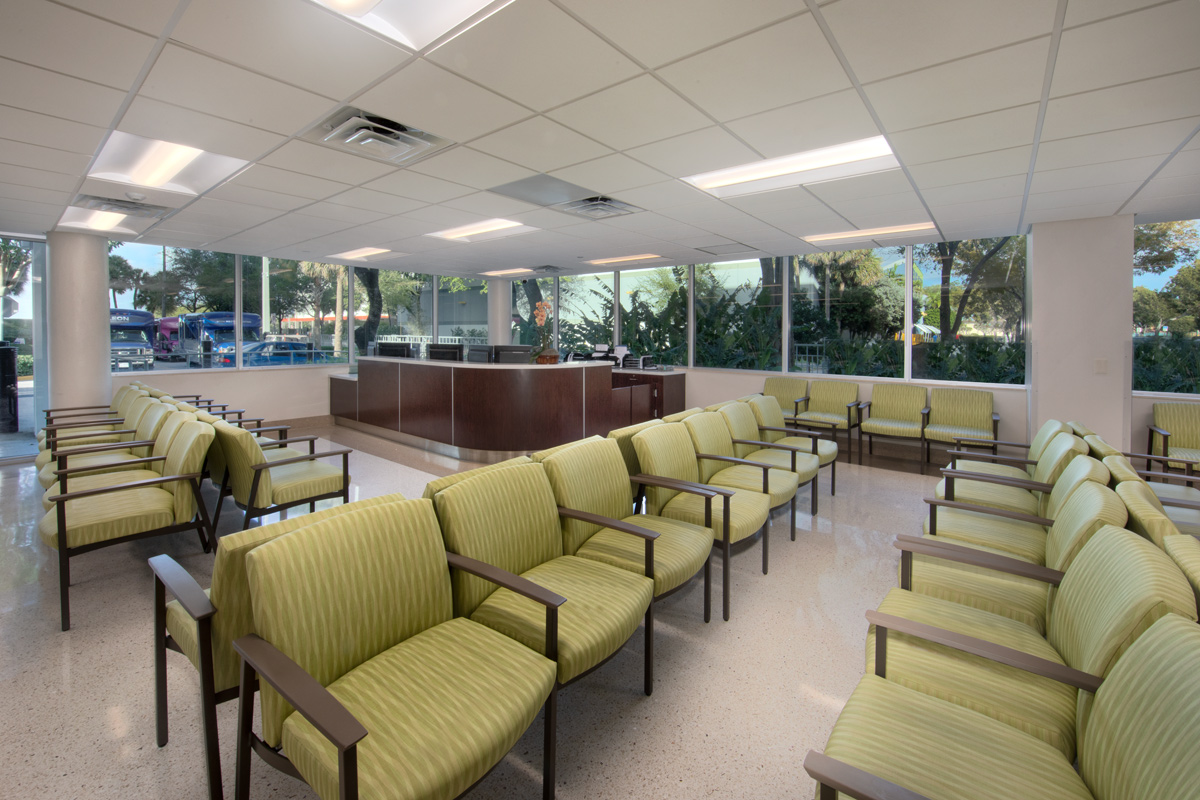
xmin=911 ymin=237 xmax=1026 ymax=384
xmin=1132 ymin=220 xmax=1200 ymax=393
xmin=1 ymin=237 xmax=43 ymax=450
xmin=558 ymin=272 xmax=614 ymax=355
xmin=149 ymin=248 xmax=244 ymax=369
xmin=511 ymin=277 xmax=556 ymax=351
xmin=619 ymin=266 xmax=688 ymax=366
xmin=373 ymin=269 xmax=433 ymax=357
xmin=107 ymin=241 xmax=171 ymax=373
xmin=694 ymin=259 xmax=782 ymax=370
xmin=438 ymin=277 xmax=488 ymax=350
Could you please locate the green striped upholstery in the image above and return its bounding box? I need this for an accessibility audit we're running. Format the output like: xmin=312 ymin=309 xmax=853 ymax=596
xmin=1106 ymin=455 xmax=1200 ymax=538
xmin=1152 ymin=402 xmax=1200 ymax=452
xmin=214 ymin=421 xmax=268 ymax=505
xmin=1042 ymin=481 xmax=1128 ymax=573
xmin=794 ymin=380 xmax=858 ymax=430
xmin=1163 ymin=534 xmax=1200 ymax=610
xmin=38 ymin=386 xmax=144 ymax=447
xmin=824 ymin=675 xmax=1091 ymax=799
xmin=658 ymin=487 xmax=768 ymax=545
xmin=861 ymin=384 xmax=927 ymax=439
xmin=1103 ymin=453 xmax=1142 ymax=486
xmin=36 ymin=395 xmax=159 ymax=474
xmin=1116 ymin=480 xmax=1181 ymax=548
xmin=574 ymin=516 xmax=710 ymax=598
xmin=433 ymin=463 xmax=564 ymax=618
xmin=160 ymin=421 xmax=217 ymax=524
xmin=1068 ymin=420 xmax=1095 ymax=437
xmin=684 ymin=411 xmax=800 ymax=504
xmin=529 ymin=435 xmax=604 ymax=462
xmin=924 ymin=387 xmax=995 ymax=444
xmin=704 ymin=399 xmax=737 ymax=412
xmin=606 ymin=418 xmax=663 ymax=484
xmin=719 ymin=402 xmax=768 ymax=459
xmin=935 ymin=433 xmax=1086 ymax=516
xmin=1078 ymin=614 xmax=1200 ymax=798
xmin=662 ymin=407 xmax=701 ymax=423
xmin=38 ymin=384 xmax=132 ymax=440
xmin=216 ymin=421 xmax=345 ymax=509
xmin=744 ymin=396 xmax=837 ymax=465
xmin=421 ymin=456 xmax=531 ymax=500
xmin=762 ymin=376 xmax=807 ymax=416
xmin=909 ymin=547 xmax=1051 ymax=632
xmin=36 ymin=399 xmax=173 ymax=489
xmin=1084 ymin=434 xmax=1121 ymax=459
xmin=631 ymin=423 xmax=699 ymax=515
xmin=860 ymin=417 xmax=922 ymax=439
xmin=955 ymin=420 xmax=1071 ymax=480
xmin=707 ymin=464 xmax=799 ymax=508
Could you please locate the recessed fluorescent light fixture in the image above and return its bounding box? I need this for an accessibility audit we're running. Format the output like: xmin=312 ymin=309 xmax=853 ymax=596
xmin=481 ymin=268 xmax=533 ymax=277
xmin=89 ymin=131 xmax=248 ymax=195
xmin=426 ymin=218 xmax=538 ymax=243
xmin=803 ymin=222 xmax=937 ymax=244
xmin=684 ymin=136 xmax=899 ymax=199
xmin=309 ymin=0 xmax=516 ymax=51
xmin=586 ymin=254 xmax=662 ymax=266
xmin=57 ymin=206 xmax=136 ymax=234
xmin=329 ymin=247 xmax=391 ymax=260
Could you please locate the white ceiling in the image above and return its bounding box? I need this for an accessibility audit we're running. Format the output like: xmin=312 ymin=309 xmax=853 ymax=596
xmin=0 ymin=0 xmax=1197 ymax=277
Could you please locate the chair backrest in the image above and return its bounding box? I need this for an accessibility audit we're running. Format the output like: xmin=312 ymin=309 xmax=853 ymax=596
xmin=1115 ymin=480 xmax=1179 ymax=549
xmin=746 ymin=394 xmax=788 ymax=443
xmin=1043 ymin=455 xmax=1111 ymax=520
xmin=246 ymin=499 xmax=451 ymax=748
xmin=420 ymin=456 xmax=532 ymax=500
xmin=807 ymin=380 xmax=859 ymax=415
xmin=632 ymin=423 xmax=700 ymax=515
xmin=927 ymin=387 xmax=993 ymax=429
xmin=1030 ymin=433 xmax=1087 ymax=513
xmin=719 ymin=401 xmax=765 ymax=458
xmin=662 ymin=407 xmax=702 ymax=424
xmin=529 ymin=435 xmax=604 ymax=462
xmin=541 ymin=438 xmax=634 ymax=555
xmin=1153 ymin=402 xmax=1200 ymax=450
xmin=130 ymin=401 xmax=172 ymax=458
xmin=433 ymin=462 xmax=564 ymax=618
xmin=160 ymin=421 xmax=216 ymax=524
xmin=866 ymin=384 xmax=927 ymax=424
xmin=149 ymin=410 xmax=198 ymax=475
xmin=194 ymin=411 xmax=228 ymax=483
xmin=1067 ymin=420 xmax=1096 ymax=437
xmin=1078 ymin=614 xmax=1200 ymax=798
xmin=1029 ymin=419 xmax=1072 ymax=462
xmin=117 ymin=396 xmax=158 ymax=444
xmin=116 ymin=387 xmax=150 ymax=419
xmin=1044 ymin=481 xmax=1128 ymax=573
xmin=606 ymin=418 xmax=663 ymax=481
xmin=704 ymin=399 xmax=738 ymax=412
xmin=213 ymin=421 xmax=271 ymax=506
xmin=1162 ymin=535 xmax=1200 ymax=614
xmin=1102 ymin=454 xmax=1150 ymax=493
xmin=683 ymin=412 xmax=737 ymax=483
xmin=763 ymin=376 xmax=808 ymax=416
xmin=1083 ymin=434 xmax=1121 ymax=460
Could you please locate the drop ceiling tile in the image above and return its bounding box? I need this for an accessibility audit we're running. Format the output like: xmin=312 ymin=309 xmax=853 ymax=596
xmin=1030 ymin=156 xmax=1162 ymax=193
xmin=1036 ymin=117 xmax=1200 ymax=172
xmin=1052 ymin=2 xmax=1200 ymax=97
xmin=2 ymin=211 xmax=57 ymax=235
xmin=354 ymin=59 xmax=531 ymax=144
xmin=725 ymin=89 xmax=879 ymax=159
xmin=939 ymin=218 xmax=1023 ymax=239
xmin=805 ymin=170 xmax=916 ymax=205
xmin=300 ymin=202 xmax=389 ymax=225
xmin=0 ymin=183 xmax=71 ymax=207
xmin=890 ymin=105 xmax=1039 ymax=167
xmin=1128 ymin=193 xmax=1200 ymax=222
xmin=824 ymin=0 xmax=1057 ymax=84
xmin=376 ymin=234 xmax=458 ymax=254
xmin=0 ymin=139 xmax=91 ymax=177
xmin=724 ymin=185 xmax=827 ymax=216
xmin=0 ymin=107 xmax=105 ymax=156
xmin=626 ymin=127 xmax=758 ymax=178
xmin=139 ymin=229 xmax=216 ymax=247
xmin=506 ymin=207 xmax=597 ymax=230
xmin=1064 ymin=0 xmax=1164 ymax=28
xmin=1024 ymin=202 xmax=1123 ymax=224
xmin=1156 ymin=149 xmax=1200 ymax=179
xmin=599 ymin=213 xmax=706 ymax=240
xmin=1026 ymin=182 xmax=1141 ymax=211
xmin=258 ymin=140 xmax=397 ymax=185
xmin=618 ymin=180 xmax=717 ymax=210
xmin=0 ymin=162 xmax=79 ymax=193
xmin=864 ymin=39 xmax=1050 ymax=132
xmin=364 ymin=170 xmax=475 ymax=204
xmin=119 ymin=97 xmax=285 ymax=162
xmin=242 ymin=212 xmax=358 ymax=242
xmin=549 ymin=154 xmax=667 ymax=195
xmin=658 ymin=16 xmax=850 ymax=122
xmin=0 ymin=2 xmax=155 ymax=90
xmin=470 ymin=117 xmax=611 ymax=173
xmin=350 ymin=217 xmax=443 ymax=242
xmin=428 ymin=0 xmax=642 ymax=112
xmin=0 ymin=58 xmax=126 ymax=127
xmin=401 ymin=205 xmax=493 ymax=229
xmin=324 ymin=188 xmax=425 ymax=216
xmin=548 ymin=75 xmax=711 ymax=151
xmin=205 ymin=182 xmax=314 ymax=212
xmin=1135 ymin=174 xmax=1200 ymax=199
xmin=139 ymin=45 xmax=335 ymax=136
xmin=231 ymin=165 xmax=351 ymax=200
xmin=909 ymin=146 xmax=1032 ymax=189
xmin=174 ymin=197 xmax=284 ymax=228
xmin=439 ymin=192 xmax=539 ymax=217
xmin=921 ymin=175 xmax=1028 ymax=206
xmin=931 ymin=197 xmax=1024 ymax=223
xmin=408 ymin=147 xmax=536 ymax=190
xmin=1041 ymin=70 xmax=1200 ymax=141
xmin=0 ymin=195 xmax=65 ymax=218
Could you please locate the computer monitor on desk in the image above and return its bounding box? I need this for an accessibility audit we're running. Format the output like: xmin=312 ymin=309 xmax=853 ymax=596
xmin=428 ymin=343 xmax=463 ymax=362
xmin=466 ymin=344 xmax=493 ymax=363
xmin=493 ymin=344 xmax=532 ymax=364
xmin=376 ymin=341 xmax=413 ymax=358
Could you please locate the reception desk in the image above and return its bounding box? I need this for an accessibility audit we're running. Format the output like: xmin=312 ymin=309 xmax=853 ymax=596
xmin=331 ymin=357 xmax=629 ymax=461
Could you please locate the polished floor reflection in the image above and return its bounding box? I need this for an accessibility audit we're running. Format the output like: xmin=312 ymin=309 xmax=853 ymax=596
xmin=0 ymin=423 xmax=935 ymax=799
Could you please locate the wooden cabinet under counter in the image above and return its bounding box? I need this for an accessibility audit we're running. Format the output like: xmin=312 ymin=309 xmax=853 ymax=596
xmin=611 ymin=370 xmax=686 ymax=420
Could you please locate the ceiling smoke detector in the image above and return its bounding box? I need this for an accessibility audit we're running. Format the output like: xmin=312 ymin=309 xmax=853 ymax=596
xmin=304 ymin=107 xmax=453 ymax=166
xmin=552 ymin=196 xmax=643 ymax=220
xmin=73 ymin=194 xmax=172 ymax=219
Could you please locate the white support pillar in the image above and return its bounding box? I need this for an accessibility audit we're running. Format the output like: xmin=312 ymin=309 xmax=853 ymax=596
xmin=46 ymin=231 xmax=112 ymax=410
xmin=487 ymin=279 xmax=510 ymax=345
xmin=1027 ymin=215 xmax=1134 ymax=447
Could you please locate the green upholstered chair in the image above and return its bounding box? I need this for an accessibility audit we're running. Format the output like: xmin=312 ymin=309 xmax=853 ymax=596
xmin=633 ymin=422 xmax=770 ymax=621
xmin=717 ymin=401 xmax=823 ymax=514
xmin=762 ymin=376 xmax=808 ymax=417
xmin=35 ymin=393 xmax=158 ymax=476
xmin=746 ymin=395 xmax=838 ymax=493
xmin=867 ymin=525 xmax=1195 ymax=762
xmin=934 ymin=432 xmax=1086 ymax=517
xmin=683 ymin=411 xmax=804 ymax=540
xmin=420 ymin=456 xmax=532 ymax=500
xmin=805 ymin=613 xmax=1200 ymax=800
xmin=212 ymin=421 xmax=351 ymax=529
xmin=1148 ymin=402 xmax=1200 ymax=471
xmin=432 ymin=462 xmax=655 ymax=699
xmin=233 ymin=500 xmax=559 ymax=800
xmin=1104 ymin=455 xmax=1200 ymax=539
xmin=903 ymin=480 xmax=1128 ymax=635
xmin=37 ymin=397 xmax=172 ymax=489
xmin=540 ymin=437 xmax=713 ymax=619
xmin=858 ymin=384 xmax=928 ymax=466
xmin=529 ymin=435 xmax=604 ymax=461
xmin=1116 ymin=480 xmax=1186 ymax=548
xmin=37 ymin=383 xmax=150 ymax=447
xmin=661 ymin=407 xmax=702 ymax=423
xmin=606 ymin=418 xmax=664 ymax=501
xmin=149 ymin=492 xmax=408 ymax=800
xmin=1163 ymin=534 xmax=1200 ymax=614
xmin=703 ymin=399 xmax=739 ymax=412
xmin=1068 ymin=420 xmax=1096 ymax=437
xmin=948 ymin=419 xmax=1072 ymax=481
xmin=792 ymin=379 xmax=860 ymax=461
xmin=41 ymin=420 xmax=215 ymax=630
xmin=922 ymin=386 xmax=999 ymax=464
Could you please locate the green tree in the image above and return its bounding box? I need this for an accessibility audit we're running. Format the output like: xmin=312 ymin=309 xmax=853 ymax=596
xmin=378 ymin=270 xmax=427 ymax=329
xmin=1134 ymin=221 xmax=1200 ymax=274
xmin=1133 ymin=286 xmax=1174 ymax=332
xmin=107 ymin=252 xmax=140 ymax=307
xmin=353 ymin=267 xmax=383 ymax=354
xmin=914 ymin=237 xmax=1024 ymax=338
xmin=1 ymin=238 xmax=33 ymax=322
xmin=1164 ymin=261 xmax=1200 ymax=321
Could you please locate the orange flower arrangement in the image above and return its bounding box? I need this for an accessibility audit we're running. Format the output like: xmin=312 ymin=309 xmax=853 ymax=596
xmin=532 ymin=300 xmax=553 ymax=361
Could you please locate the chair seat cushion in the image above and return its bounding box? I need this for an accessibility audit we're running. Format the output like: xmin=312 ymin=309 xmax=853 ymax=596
xmin=470 ymin=555 xmax=652 ymax=685
xmin=908 ymin=544 xmax=1050 ymax=634
xmin=38 ymin=487 xmax=176 ymax=549
xmin=1163 ymin=504 xmax=1200 ymax=538
xmin=35 ymin=436 xmax=125 ymax=470
xmin=951 ymin=459 xmax=1032 ymax=481
xmin=708 ymin=463 xmax=799 ymax=507
xmin=42 ymin=468 xmax=161 ymax=511
xmin=775 ymin=435 xmax=838 ymax=465
xmin=868 ymin=588 xmax=1079 ymax=759
xmin=824 ymin=676 xmax=1091 ymax=800
xmin=1149 ymin=480 xmax=1200 ymax=505
xmin=741 ymin=448 xmax=821 ymax=480
xmin=924 ymin=423 xmax=993 ymax=445
xmin=267 ymin=459 xmax=346 ymax=506
xmin=661 ymin=487 xmax=769 ymax=545
xmin=1162 ymin=445 xmax=1200 ymax=471
xmin=37 ymin=450 xmax=140 ymax=489
xmin=282 ymin=617 xmax=556 ymax=800
xmin=164 ymin=589 xmax=209 ymax=674
xmin=795 ymin=410 xmax=849 ymax=430
xmin=575 ymin=515 xmax=712 ymax=597
xmin=935 ymin=476 xmax=1040 ymax=516
xmin=860 ymin=418 xmax=922 ymax=439
xmin=922 ymin=507 xmax=1048 ymax=564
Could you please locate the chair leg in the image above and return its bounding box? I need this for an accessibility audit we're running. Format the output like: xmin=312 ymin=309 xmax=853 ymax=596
xmin=810 ymin=473 xmax=818 ymax=516
xmin=857 ymin=427 xmax=863 ymax=465
xmin=543 ymin=686 xmax=558 ymax=800
xmin=643 ymin=604 xmax=654 ymax=697
xmin=703 ymin=552 xmax=711 ymax=624
xmin=761 ymin=519 xmax=769 ymax=575
xmin=155 ymin=579 xmax=169 ymax=748
xmin=790 ymin=494 xmax=797 ymax=541
xmin=58 ymin=542 xmax=71 ymax=632
xmin=235 ymin=660 xmax=256 ymax=800
xmin=198 ymin=630 xmax=224 ymax=800
xmin=241 ymin=509 xmax=253 ymax=531
xmin=831 ymin=458 xmax=837 ymax=496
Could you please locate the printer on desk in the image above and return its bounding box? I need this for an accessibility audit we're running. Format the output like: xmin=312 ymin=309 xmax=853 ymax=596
xmin=622 ymin=353 xmax=657 ymax=370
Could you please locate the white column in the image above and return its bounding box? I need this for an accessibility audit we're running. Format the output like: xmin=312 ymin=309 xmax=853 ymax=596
xmin=487 ymin=279 xmax=510 ymax=345
xmin=46 ymin=231 xmax=112 ymax=409
xmin=1027 ymin=215 xmax=1134 ymax=446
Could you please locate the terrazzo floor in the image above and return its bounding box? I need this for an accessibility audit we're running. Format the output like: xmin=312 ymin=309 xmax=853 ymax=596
xmin=0 ymin=422 xmax=937 ymax=799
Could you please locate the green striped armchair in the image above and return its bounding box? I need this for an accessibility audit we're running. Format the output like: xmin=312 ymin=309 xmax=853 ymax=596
xmin=762 ymin=376 xmax=808 ymax=417
xmin=792 ymin=379 xmax=861 ymax=462
xmin=923 ymin=387 xmax=999 ymax=464
xmin=858 ymin=384 xmax=928 ymax=466
xmin=1149 ymin=402 xmax=1200 ymax=472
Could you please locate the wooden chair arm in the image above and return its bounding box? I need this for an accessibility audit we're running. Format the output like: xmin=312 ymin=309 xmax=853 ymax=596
xmin=44 ymin=417 xmax=125 ymax=432
xmin=923 ymin=497 xmax=1053 ymax=527
xmin=446 ymin=552 xmax=565 ymax=661
xmin=249 ymin=449 xmax=351 ymax=470
xmin=945 ymin=450 xmax=1036 ymax=466
xmin=56 ymin=455 xmax=165 ymax=477
xmin=52 ymin=439 xmax=149 ymax=459
xmin=631 ymin=473 xmax=727 ymax=498
xmin=50 ymin=472 xmax=202 ymax=503
xmin=556 ymin=506 xmax=658 ymax=541
xmin=48 ymin=429 xmax=135 ymax=447
xmin=803 ymin=751 xmax=932 ymax=800
xmin=148 ymin=554 xmax=215 ymax=621
xmin=894 ymin=534 xmax=1063 ymax=585
xmin=956 ymin=436 xmax=1030 ymax=449
xmin=941 ymin=468 xmax=1052 ymax=493
xmin=1148 ymin=424 xmax=1172 ymax=438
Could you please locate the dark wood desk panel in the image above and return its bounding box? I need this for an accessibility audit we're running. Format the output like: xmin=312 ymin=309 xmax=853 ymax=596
xmin=630 ymin=383 xmax=652 ymax=424
xmin=329 ymin=377 xmax=357 ymax=421
xmin=584 ymin=364 xmax=614 ymax=436
xmin=611 ymin=370 xmax=686 ymax=419
xmin=357 ymin=359 xmax=398 ymax=430
xmin=610 ymin=386 xmax=632 ymax=430
xmin=399 ymin=362 xmax=453 ymax=443
xmin=453 ymin=366 xmax=584 ymax=451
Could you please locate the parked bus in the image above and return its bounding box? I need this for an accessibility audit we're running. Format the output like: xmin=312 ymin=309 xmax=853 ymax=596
xmin=109 ymin=309 xmax=155 ymax=372
xmin=154 ymin=316 xmax=182 ymax=361
xmin=158 ymin=312 xmax=263 ymax=368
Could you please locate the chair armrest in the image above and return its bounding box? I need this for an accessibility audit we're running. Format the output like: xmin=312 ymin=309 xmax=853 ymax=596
xmin=761 ymin=423 xmax=834 ymax=435
xmin=696 ymin=452 xmax=769 ymax=470
xmin=924 ymin=497 xmax=1053 ymax=527
xmin=44 ymin=417 xmax=125 ymax=432
xmin=1148 ymin=424 xmax=1171 ymax=438
xmin=732 ymin=438 xmax=818 ymax=455
xmin=945 ymin=450 xmax=1037 ymax=466
xmin=1159 ymin=497 xmax=1200 ymax=511
xmin=52 ymin=439 xmax=150 ymax=459
xmin=43 ymin=410 xmax=119 ymax=425
xmin=234 ymin=634 xmax=367 ymax=752
xmin=49 ymin=429 xmax=136 ymax=448
xmin=993 ymin=413 xmax=1001 ymax=422
xmin=446 ymin=552 xmax=566 ymax=661
xmin=1129 ymin=450 xmax=1199 ymax=466
xmin=894 ymin=534 xmax=1063 ymax=585
xmin=49 ymin=472 xmax=203 ymax=503
xmin=941 ymin=468 xmax=1052 ymax=493
xmin=957 ymin=436 xmax=1030 ymax=449
xmin=631 ymin=473 xmax=728 ymax=498
xmin=266 ymin=435 xmax=317 ymax=447
xmin=1136 ymin=470 xmax=1200 ymax=485
xmin=248 ymin=424 xmax=290 ymax=436
xmin=803 ymin=751 xmax=932 ymax=800
xmin=558 ymin=506 xmax=657 ymax=578
xmin=250 ymin=449 xmax=351 ymax=470
xmin=795 ymin=395 xmax=810 ymax=404
xmin=44 ymin=403 xmax=114 ymax=414
xmin=208 ymin=409 xmax=246 ymax=418
xmin=56 ymin=455 xmax=165 ymax=477
xmin=868 ymin=610 xmax=1102 ymax=692
xmin=148 ymin=554 xmax=215 ymax=621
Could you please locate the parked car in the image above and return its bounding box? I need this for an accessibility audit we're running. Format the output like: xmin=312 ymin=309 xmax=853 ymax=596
xmin=223 ymin=340 xmax=327 ymax=367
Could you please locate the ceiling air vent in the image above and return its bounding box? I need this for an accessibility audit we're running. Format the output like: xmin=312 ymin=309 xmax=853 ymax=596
xmin=303 ymin=107 xmax=454 ymax=166
xmin=532 ymin=265 xmax=565 ymax=273
xmin=73 ymin=194 xmax=172 ymax=219
xmin=552 ymin=196 xmax=643 ymax=220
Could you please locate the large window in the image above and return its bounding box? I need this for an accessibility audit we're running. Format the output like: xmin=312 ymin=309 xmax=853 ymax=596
xmin=559 ymin=272 xmax=614 ymax=355
xmin=1132 ymin=220 xmax=1200 ymax=393
xmin=694 ymin=259 xmax=782 ymax=370
xmin=2 ymin=237 xmax=44 ymax=448
xmin=246 ymin=259 xmax=351 ymax=368
xmin=438 ymin=277 xmax=487 ymax=346
xmin=512 ymin=277 xmax=555 ymax=350
xmin=369 ymin=269 xmax=433 ymax=357
xmin=619 ymin=266 xmax=688 ymax=366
